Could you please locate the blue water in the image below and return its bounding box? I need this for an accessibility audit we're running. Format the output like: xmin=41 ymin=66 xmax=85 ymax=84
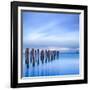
xmin=22 ymin=53 xmax=79 ymax=77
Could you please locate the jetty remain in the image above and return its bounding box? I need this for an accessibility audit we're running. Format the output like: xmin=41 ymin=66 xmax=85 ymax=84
xmin=25 ymin=48 xmax=59 ymax=68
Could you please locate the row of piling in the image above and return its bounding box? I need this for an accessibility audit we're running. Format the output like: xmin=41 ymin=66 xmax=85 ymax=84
xmin=25 ymin=48 xmax=59 ymax=68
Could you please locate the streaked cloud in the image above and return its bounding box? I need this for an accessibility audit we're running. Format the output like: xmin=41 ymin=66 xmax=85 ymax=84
xmin=22 ymin=11 xmax=79 ymax=50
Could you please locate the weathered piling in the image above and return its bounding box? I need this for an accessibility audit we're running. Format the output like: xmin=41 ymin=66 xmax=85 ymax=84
xmin=31 ymin=48 xmax=35 ymax=67
xmin=45 ymin=50 xmax=48 ymax=63
xmin=57 ymin=51 xmax=59 ymax=59
xmin=25 ymin=48 xmax=30 ymax=68
xmin=40 ymin=50 xmax=44 ymax=64
xmin=25 ymin=48 xmax=60 ymax=67
xmin=37 ymin=49 xmax=39 ymax=65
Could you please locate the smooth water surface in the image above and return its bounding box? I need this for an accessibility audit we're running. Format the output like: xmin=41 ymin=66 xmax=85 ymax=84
xmin=22 ymin=53 xmax=79 ymax=77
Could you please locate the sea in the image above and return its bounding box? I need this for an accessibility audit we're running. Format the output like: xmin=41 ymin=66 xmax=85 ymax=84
xmin=22 ymin=52 xmax=79 ymax=77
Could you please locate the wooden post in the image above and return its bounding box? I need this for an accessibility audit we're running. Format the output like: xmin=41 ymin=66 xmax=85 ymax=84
xmin=25 ymin=48 xmax=29 ymax=68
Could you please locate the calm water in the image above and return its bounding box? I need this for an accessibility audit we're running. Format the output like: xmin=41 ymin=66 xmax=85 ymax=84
xmin=22 ymin=53 xmax=79 ymax=77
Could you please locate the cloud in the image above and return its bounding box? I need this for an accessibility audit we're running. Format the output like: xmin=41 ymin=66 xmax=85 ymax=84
xmin=23 ymin=29 xmax=79 ymax=49
xmin=22 ymin=11 xmax=79 ymax=49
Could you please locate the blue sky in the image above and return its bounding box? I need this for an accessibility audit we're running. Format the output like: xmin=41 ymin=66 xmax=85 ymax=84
xmin=22 ymin=11 xmax=80 ymax=51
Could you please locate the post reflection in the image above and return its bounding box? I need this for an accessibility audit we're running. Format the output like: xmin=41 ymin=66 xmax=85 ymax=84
xmin=24 ymin=48 xmax=60 ymax=77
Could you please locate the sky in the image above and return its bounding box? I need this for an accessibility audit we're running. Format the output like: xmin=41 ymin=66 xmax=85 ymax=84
xmin=22 ymin=11 xmax=80 ymax=51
